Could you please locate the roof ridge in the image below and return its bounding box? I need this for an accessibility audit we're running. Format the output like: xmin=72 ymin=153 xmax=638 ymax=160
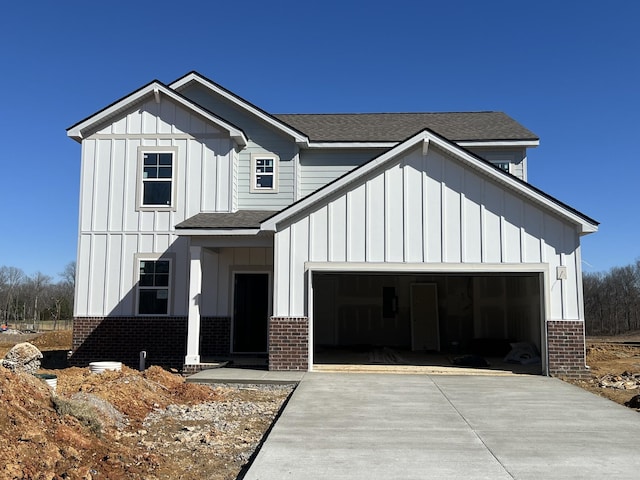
xmin=274 ymin=111 xmax=500 ymax=116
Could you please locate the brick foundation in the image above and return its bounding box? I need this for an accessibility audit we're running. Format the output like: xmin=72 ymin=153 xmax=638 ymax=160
xmin=199 ymin=317 xmax=231 ymax=357
xmin=72 ymin=316 xmax=232 ymax=371
xmin=547 ymin=320 xmax=589 ymax=378
xmin=269 ymin=317 xmax=309 ymax=371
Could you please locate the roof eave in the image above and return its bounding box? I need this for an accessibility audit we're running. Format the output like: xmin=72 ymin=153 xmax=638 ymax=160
xmin=66 ymin=81 xmax=248 ymax=147
xmin=169 ymin=72 xmax=310 ymax=146
xmin=175 ymin=228 xmax=261 ymax=236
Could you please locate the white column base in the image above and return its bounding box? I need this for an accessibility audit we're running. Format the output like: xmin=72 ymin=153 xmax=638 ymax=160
xmin=184 ymin=354 xmax=201 ymax=365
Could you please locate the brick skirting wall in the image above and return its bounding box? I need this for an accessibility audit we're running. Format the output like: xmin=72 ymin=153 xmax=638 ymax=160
xmin=547 ymin=320 xmax=589 ymax=378
xmin=199 ymin=317 xmax=231 ymax=357
xmin=72 ymin=316 xmax=232 ymax=370
xmin=269 ymin=317 xmax=308 ymax=371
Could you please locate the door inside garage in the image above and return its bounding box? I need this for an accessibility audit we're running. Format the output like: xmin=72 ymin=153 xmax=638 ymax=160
xmin=312 ymin=272 xmax=543 ymax=373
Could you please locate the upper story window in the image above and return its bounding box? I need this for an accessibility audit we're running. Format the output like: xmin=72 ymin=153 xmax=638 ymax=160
xmin=250 ymin=153 xmax=279 ymax=193
xmin=494 ymin=161 xmax=510 ymax=173
xmin=137 ymin=147 xmax=177 ymax=210
xmin=137 ymin=259 xmax=171 ymax=315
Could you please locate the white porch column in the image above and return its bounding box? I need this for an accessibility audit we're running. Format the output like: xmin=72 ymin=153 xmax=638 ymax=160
xmin=185 ymin=245 xmax=202 ymax=365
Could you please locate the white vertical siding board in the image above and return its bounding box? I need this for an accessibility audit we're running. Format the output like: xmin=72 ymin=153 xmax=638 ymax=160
xmin=482 ymin=181 xmax=503 ymax=263
xmin=233 ymin=247 xmax=251 ymax=265
xmin=563 ymin=225 xmax=580 ymax=319
xmin=329 ymin=197 xmax=347 ymax=262
xmin=385 ymin=165 xmax=404 ymax=262
xmin=93 ymin=140 xmax=112 ymax=231
xmin=522 ymin=203 xmax=543 ymax=262
xmin=503 ymin=192 xmax=523 ymax=263
xmin=310 ymin=206 xmax=328 ymax=262
xmin=249 ymin=248 xmax=267 ymax=265
xmin=290 ymin=218 xmax=309 ymax=315
xmin=443 ymin=160 xmax=462 ymax=263
xmin=141 ymin=101 xmax=159 ymax=134
xmin=366 ymin=175 xmax=385 ymax=262
xmin=347 ymin=184 xmax=366 ymax=262
xmin=158 ymin=100 xmax=174 ymax=134
xmin=216 ymin=141 xmax=231 ymax=212
xmin=186 ymin=140 xmax=202 ymax=218
xmin=90 ymin=234 xmax=108 ymax=315
xmin=404 ymin=151 xmax=424 ymax=262
xmin=462 ymin=173 xmax=482 ymax=263
xmin=105 ymin=235 xmax=123 ymax=314
xmin=543 ymin=214 xmax=563 ymax=319
xmin=124 ymin=139 xmax=140 ymax=231
xmin=75 ymin=235 xmax=91 ymax=315
xmin=120 ymin=235 xmax=139 ymax=314
xmin=111 ymin=116 xmax=126 ymax=135
xmin=80 ymin=140 xmax=96 ymax=232
xmin=274 ymin=230 xmax=291 ymax=316
xmin=424 ymin=152 xmax=442 ymax=262
xmin=109 ymin=140 xmax=126 ymax=231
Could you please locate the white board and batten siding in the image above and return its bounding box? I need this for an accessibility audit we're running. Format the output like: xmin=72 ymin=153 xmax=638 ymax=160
xmin=76 ymin=97 xmax=234 ymax=317
xmin=273 ymin=144 xmax=583 ymax=322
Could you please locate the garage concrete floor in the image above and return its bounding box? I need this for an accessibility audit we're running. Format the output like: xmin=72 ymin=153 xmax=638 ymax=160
xmin=241 ymin=372 xmax=640 ymax=480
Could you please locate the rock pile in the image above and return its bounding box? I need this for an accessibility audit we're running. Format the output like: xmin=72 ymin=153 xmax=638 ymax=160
xmin=1 ymin=342 xmax=42 ymax=374
xmin=597 ymin=371 xmax=640 ymax=390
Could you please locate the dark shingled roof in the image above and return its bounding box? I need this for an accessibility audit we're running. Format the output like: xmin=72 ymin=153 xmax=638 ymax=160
xmin=175 ymin=210 xmax=278 ymax=229
xmin=274 ymin=112 xmax=538 ymax=143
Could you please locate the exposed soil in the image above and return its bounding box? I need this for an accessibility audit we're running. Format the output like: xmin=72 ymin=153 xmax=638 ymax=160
xmin=570 ymin=336 xmax=640 ymax=410
xmin=0 ymin=330 xmax=293 ymax=479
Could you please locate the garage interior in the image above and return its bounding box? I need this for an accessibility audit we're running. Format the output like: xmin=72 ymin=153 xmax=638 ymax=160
xmin=312 ymin=272 xmax=543 ymax=374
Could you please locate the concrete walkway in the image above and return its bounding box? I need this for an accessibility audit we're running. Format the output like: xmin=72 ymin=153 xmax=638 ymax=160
xmin=237 ymin=372 xmax=640 ymax=480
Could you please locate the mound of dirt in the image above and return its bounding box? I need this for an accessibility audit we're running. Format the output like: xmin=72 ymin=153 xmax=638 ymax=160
xmin=1 ymin=365 xmax=293 ymax=479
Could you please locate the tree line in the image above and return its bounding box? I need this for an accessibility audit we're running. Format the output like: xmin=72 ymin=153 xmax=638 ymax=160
xmin=583 ymin=260 xmax=640 ymax=336
xmin=0 ymin=262 xmax=75 ymax=329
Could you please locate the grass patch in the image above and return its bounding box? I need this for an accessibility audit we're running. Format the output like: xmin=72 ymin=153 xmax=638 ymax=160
xmin=52 ymin=396 xmax=102 ymax=436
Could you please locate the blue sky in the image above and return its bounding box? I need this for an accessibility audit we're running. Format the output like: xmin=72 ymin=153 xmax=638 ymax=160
xmin=0 ymin=0 xmax=638 ymax=279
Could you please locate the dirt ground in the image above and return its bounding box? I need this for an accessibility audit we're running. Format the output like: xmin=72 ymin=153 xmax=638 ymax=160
xmin=0 ymin=330 xmax=292 ymax=480
xmin=1 ymin=329 xmax=639 ymax=479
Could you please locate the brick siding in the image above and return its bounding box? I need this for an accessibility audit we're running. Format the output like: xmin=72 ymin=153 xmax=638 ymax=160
xmin=71 ymin=316 xmax=232 ymax=370
xmin=547 ymin=320 xmax=589 ymax=378
xmin=269 ymin=317 xmax=309 ymax=371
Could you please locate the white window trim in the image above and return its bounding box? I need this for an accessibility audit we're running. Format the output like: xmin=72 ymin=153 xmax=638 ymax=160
xmin=134 ymin=253 xmax=175 ymax=316
xmin=250 ymin=153 xmax=279 ymax=193
xmin=136 ymin=146 xmax=178 ymax=211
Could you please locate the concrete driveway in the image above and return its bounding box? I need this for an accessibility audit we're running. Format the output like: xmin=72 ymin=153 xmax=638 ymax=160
xmin=243 ymin=373 xmax=640 ymax=479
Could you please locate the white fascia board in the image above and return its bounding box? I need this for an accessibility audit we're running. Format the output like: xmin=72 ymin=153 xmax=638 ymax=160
xmin=262 ymin=130 xmax=597 ymax=234
xmin=457 ymin=140 xmax=540 ymax=148
xmin=170 ymin=73 xmax=309 ymax=146
xmin=175 ymin=229 xmax=261 ymax=236
xmin=306 ymin=142 xmax=397 ymax=149
xmin=67 ymin=83 xmax=248 ymax=147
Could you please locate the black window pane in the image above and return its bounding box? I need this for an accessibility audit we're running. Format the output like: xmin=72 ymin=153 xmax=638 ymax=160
xmin=155 ymin=261 xmax=170 ymax=273
xmin=158 ymin=167 xmax=172 ymax=178
xmin=140 ymin=261 xmax=155 ymax=274
xmin=139 ymin=290 xmax=168 ymax=315
xmin=159 ymin=153 xmax=172 ymax=165
xmin=139 ymin=274 xmax=154 ymax=286
xmin=143 ymin=182 xmax=171 ymax=205
xmin=144 ymin=154 xmax=158 ymax=165
xmin=143 ymin=167 xmax=157 ymax=179
xmin=256 ymin=175 xmax=273 ymax=188
xmin=155 ymin=274 xmax=169 ymax=287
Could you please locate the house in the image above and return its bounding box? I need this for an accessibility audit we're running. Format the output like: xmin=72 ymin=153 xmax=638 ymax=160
xmin=67 ymin=71 xmax=598 ymax=377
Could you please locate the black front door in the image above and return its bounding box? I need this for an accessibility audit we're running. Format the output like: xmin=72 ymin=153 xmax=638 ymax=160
xmin=233 ymin=273 xmax=269 ymax=352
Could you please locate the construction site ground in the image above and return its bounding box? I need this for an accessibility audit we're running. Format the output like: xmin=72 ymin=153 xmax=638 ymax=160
xmin=0 ymin=329 xmax=638 ymax=479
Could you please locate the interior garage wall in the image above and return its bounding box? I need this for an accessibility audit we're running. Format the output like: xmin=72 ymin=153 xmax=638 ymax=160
xmin=313 ymin=273 xmax=541 ymax=352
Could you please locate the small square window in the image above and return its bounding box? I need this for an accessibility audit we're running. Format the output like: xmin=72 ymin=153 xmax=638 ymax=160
xmin=251 ymin=154 xmax=278 ymax=193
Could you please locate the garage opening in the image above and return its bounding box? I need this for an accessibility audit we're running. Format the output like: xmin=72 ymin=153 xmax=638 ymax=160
xmin=312 ymin=272 xmax=543 ymax=374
